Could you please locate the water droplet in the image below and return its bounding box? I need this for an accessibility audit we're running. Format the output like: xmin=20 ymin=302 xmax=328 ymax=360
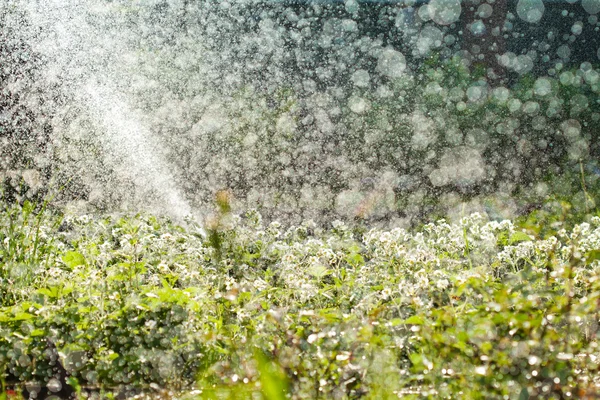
xmin=493 ymin=87 xmax=510 ymax=103
xmin=508 ymin=98 xmax=522 ymax=113
xmin=478 ymin=4 xmax=493 ymax=18
xmin=376 ymin=48 xmax=406 ymax=79
xmin=429 ymin=147 xmax=486 ymax=187
xmin=514 ymin=55 xmax=534 ymax=74
xmin=467 ymin=84 xmax=487 ymax=102
xmin=47 ymin=378 xmax=62 ymax=393
xmin=344 ymin=0 xmax=359 ymax=14
xmin=523 ymin=101 xmax=540 ymax=114
xmin=557 ymin=352 xmax=574 ymax=360
xmin=470 ymin=20 xmax=486 ymax=36
xmin=517 ymin=0 xmax=545 ymax=23
xmin=584 ymin=69 xmax=599 ymax=84
xmin=561 ymin=119 xmax=582 ymax=140
xmin=348 ymin=96 xmax=370 ymax=114
xmin=528 ymin=355 xmax=540 ymax=365
xmin=557 ymin=44 xmax=572 ymax=60
xmin=534 ymin=77 xmax=552 ymax=96
xmin=428 ymin=0 xmax=462 ymax=25
xmin=582 ymin=0 xmax=600 ymax=14
xmin=475 ymin=365 xmax=488 ymax=375
xmin=418 ymin=26 xmax=444 ymax=55
xmin=350 ymin=69 xmax=370 ymax=88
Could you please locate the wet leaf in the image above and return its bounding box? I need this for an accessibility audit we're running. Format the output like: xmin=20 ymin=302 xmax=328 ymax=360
xmin=62 ymin=251 xmax=85 ymax=268
xmin=255 ymin=351 xmax=288 ymax=400
xmin=509 ymin=232 xmax=532 ymax=245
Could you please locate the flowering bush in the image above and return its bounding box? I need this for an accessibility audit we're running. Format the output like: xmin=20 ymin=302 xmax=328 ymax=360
xmin=1 ymin=202 xmax=600 ymax=398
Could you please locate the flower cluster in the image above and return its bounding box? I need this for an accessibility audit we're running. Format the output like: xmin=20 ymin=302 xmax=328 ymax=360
xmin=2 ymin=203 xmax=600 ymax=398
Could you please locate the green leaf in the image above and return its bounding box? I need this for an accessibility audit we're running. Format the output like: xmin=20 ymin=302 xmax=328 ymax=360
xmin=62 ymin=251 xmax=85 ymax=268
xmin=214 ymin=345 xmax=230 ymax=355
xmin=496 ymin=231 xmax=509 ymax=247
xmin=255 ymin=351 xmax=288 ymax=400
xmin=404 ymin=315 xmax=424 ymax=325
xmin=30 ymin=329 xmax=45 ymax=337
xmin=480 ymin=341 xmax=493 ymax=353
xmin=37 ymin=285 xmax=72 ymax=299
xmin=308 ymin=265 xmax=330 ymax=278
xmin=318 ymin=309 xmax=342 ymax=323
xmin=13 ymin=312 xmax=35 ymax=321
xmin=345 ymin=252 xmax=364 ymax=266
xmin=62 ymin=284 xmax=74 ymax=296
xmin=509 ymin=232 xmax=532 ymax=245
xmin=586 ymin=249 xmax=600 ymax=264
xmin=36 ymin=288 xmax=55 ymax=298
xmin=409 ymin=353 xmax=423 ymax=368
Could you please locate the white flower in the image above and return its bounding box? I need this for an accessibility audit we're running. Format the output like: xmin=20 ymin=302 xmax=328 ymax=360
xmin=225 ymin=277 xmax=237 ymax=291
xmin=157 ymin=263 xmax=170 ymax=274
xmin=436 ymin=279 xmax=450 ymax=290
xmin=381 ymin=288 xmax=392 ymax=300
xmin=253 ymin=278 xmax=269 ymax=292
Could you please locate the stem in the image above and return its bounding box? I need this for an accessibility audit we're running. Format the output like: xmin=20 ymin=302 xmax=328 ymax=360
xmin=30 ymin=199 xmax=48 ymax=265
xmin=579 ymin=160 xmax=592 ymax=214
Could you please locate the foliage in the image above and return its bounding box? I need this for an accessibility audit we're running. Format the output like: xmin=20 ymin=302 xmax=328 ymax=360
xmin=1 ymin=200 xmax=600 ymax=398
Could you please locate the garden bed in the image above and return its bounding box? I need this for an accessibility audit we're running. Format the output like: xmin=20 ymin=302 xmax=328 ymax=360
xmin=2 ymin=200 xmax=600 ymax=399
